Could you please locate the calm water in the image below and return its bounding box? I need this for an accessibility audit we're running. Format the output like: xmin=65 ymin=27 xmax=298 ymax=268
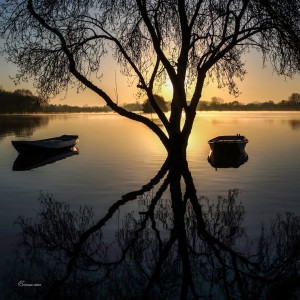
xmin=0 ymin=112 xmax=299 ymax=299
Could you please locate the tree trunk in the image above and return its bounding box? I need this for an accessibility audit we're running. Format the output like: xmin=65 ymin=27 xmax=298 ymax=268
xmin=167 ymin=133 xmax=188 ymax=171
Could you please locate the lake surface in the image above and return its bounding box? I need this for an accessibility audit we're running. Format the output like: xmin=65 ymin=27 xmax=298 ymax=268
xmin=0 ymin=112 xmax=300 ymax=299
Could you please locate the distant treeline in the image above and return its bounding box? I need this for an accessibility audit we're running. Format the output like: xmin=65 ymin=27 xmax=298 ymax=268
xmin=0 ymin=88 xmax=47 ymax=113
xmin=1 ymin=88 xmax=300 ymax=113
xmin=42 ymin=102 xmax=145 ymax=112
xmin=142 ymin=93 xmax=300 ymax=111
xmin=197 ymin=94 xmax=300 ymax=111
xmin=198 ymin=100 xmax=300 ymax=111
xmin=0 ymin=88 xmax=142 ymax=113
xmin=42 ymin=104 xmax=113 ymax=113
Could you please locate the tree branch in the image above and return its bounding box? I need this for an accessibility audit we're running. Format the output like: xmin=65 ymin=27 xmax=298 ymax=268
xmin=136 ymin=0 xmax=177 ymax=83
xmin=26 ymin=0 xmax=170 ymax=148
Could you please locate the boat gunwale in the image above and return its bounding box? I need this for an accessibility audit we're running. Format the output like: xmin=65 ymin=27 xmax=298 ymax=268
xmin=208 ymin=135 xmax=248 ymax=144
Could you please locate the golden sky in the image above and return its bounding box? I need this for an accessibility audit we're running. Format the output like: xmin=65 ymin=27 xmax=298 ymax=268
xmin=1 ymin=49 xmax=299 ymax=107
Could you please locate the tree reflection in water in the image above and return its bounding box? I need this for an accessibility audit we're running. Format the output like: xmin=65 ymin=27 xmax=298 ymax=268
xmin=0 ymin=115 xmax=49 ymax=140
xmin=3 ymin=159 xmax=300 ymax=300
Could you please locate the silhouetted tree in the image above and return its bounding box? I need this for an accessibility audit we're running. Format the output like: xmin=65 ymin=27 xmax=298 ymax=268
xmin=210 ymin=96 xmax=224 ymax=110
xmin=211 ymin=97 xmax=224 ymax=105
xmin=14 ymin=89 xmax=34 ymax=97
xmin=288 ymin=93 xmax=300 ymax=104
xmin=1 ymin=1 xmax=300 ymax=161
xmin=143 ymin=94 xmax=168 ymax=113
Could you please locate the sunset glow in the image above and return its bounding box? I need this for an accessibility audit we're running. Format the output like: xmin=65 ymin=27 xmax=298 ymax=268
xmin=1 ymin=49 xmax=299 ymax=107
xmin=160 ymin=77 xmax=174 ymax=101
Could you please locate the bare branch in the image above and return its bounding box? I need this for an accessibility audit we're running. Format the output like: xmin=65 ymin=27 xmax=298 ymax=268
xmin=26 ymin=0 xmax=170 ymax=147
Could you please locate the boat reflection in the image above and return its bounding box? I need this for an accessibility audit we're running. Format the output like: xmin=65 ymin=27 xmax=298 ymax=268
xmin=208 ymin=150 xmax=248 ymax=170
xmin=12 ymin=147 xmax=79 ymax=171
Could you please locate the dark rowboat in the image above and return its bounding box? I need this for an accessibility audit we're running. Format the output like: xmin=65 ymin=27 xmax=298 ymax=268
xmin=208 ymin=135 xmax=248 ymax=154
xmin=12 ymin=134 xmax=79 ymax=153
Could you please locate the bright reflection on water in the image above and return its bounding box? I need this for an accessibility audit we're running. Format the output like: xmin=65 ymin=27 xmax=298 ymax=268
xmin=0 ymin=112 xmax=299 ymax=298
